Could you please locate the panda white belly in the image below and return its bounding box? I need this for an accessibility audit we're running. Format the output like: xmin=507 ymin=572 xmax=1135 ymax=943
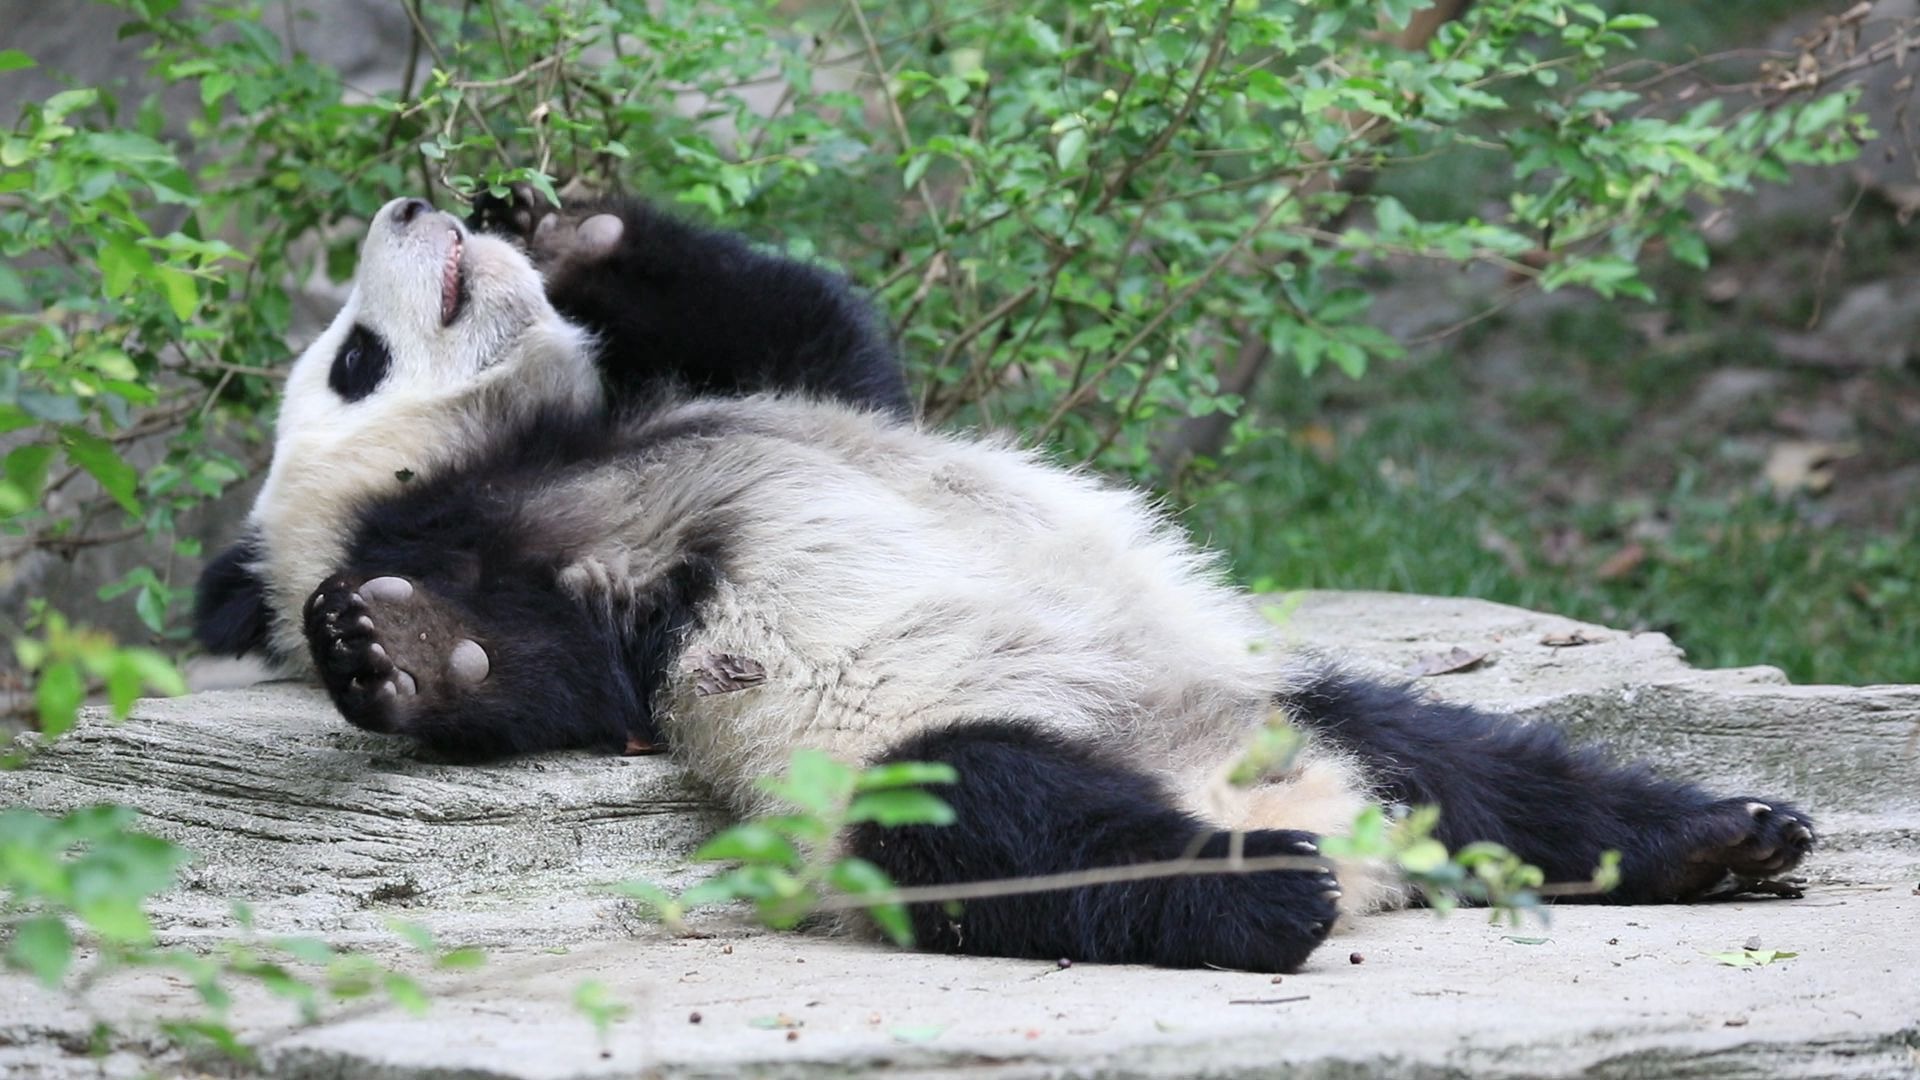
xmin=615 ymin=404 xmax=1382 ymax=903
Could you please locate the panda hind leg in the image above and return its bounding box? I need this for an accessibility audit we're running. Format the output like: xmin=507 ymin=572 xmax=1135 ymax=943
xmin=847 ymin=720 xmax=1341 ymax=973
xmin=1281 ymin=668 xmax=1816 ymax=903
xmin=303 ymin=571 xmax=645 ymax=760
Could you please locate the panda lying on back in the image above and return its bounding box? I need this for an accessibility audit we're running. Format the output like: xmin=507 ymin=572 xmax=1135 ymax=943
xmin=195 ymin=193 xmax=1816 ymax=972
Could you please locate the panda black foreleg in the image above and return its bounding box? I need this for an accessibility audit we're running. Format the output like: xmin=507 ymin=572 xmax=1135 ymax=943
xmin=1281 ymin=668 xmax=1816 ymax=902
xmin=302 ymin=568 xmax=650 ymax=760
xmin=468 ymin=183 xmax=911 ymax=418
xmin=847 ymin=720 xmax=1341 ymax=973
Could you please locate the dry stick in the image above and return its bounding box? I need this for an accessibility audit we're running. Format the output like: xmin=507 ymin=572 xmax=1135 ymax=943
xmin=399 ymin=0 xmax=515 ymax=172
xmin=746 ymin=6 xmax=853 ymax=161
xmin=451 ymin=54 xmax=562 ymax=91
xmin=1807 ymin=179 xmax=1869 ymax=330
xmin=799 ymin=851 xmax=1610 ymax=916
xmin=848 ymin=0 xmax=948 ymax=245
xmin=1093 ymin=1 xmax=1234 ymax=217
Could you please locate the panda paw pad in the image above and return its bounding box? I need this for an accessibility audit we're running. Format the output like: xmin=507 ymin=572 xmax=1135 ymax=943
xmin=1667 ymin=798 xmax=1816 ymax=900
xmin=304 ymin=574 xmax=489 ymax=732
xmin=468 ymin=182 xmax=623 ymax=270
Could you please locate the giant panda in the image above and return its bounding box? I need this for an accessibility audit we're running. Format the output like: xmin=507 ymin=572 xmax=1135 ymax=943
xmin=194 ymin=194 xmax=1817 ymax=973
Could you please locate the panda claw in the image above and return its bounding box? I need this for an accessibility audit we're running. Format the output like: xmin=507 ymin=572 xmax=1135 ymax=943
xmin=375 ymin=681 xmax=396 ymax=701
xmin=394 ymin=669 xmax=416 ymax=697
xmin=1291 ymin=840 xmax=1318 ymax=855
xmin=1745 ymin=801 xmax=1771 ymax=818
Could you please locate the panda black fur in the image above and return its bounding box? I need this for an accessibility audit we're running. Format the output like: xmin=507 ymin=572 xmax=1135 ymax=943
xmin=195 ymin=195 xmax=1817 ymax=973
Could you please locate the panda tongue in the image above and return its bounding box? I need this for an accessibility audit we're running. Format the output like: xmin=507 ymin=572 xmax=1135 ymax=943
xmin=439 ymin=232 xmax=464 ymax=326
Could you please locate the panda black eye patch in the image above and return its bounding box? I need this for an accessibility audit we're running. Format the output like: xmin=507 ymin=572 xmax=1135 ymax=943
xmin=329 ymin=324 xmax=392 ymax=402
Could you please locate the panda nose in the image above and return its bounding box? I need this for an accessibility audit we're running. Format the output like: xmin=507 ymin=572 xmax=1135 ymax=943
xmin=390 ymin=198 xmax=432 ymax=227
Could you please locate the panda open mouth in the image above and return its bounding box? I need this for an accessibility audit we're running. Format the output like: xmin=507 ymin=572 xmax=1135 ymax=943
xmin=439 ymin=230 xmax=468 ymax=327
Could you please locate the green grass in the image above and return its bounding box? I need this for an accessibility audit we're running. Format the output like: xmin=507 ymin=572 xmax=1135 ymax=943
xmin=1200 ymin=359 xmax=1920 ymax=687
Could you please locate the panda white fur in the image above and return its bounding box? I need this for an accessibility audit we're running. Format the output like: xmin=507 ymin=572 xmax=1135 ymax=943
xmin=196 ymin=194 xmax=1817 ymax=972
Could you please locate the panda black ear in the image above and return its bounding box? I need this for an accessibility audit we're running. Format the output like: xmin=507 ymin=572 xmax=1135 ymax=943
xmin=194 ymin=533 xmax=272 ymax=657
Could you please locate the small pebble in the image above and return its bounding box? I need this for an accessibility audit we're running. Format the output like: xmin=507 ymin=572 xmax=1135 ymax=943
xmin=1744 ymin=935 xmax=1763 ymax=950
xmin=786 ymin=1030 xmax=799 ymax=1042
xmin=1725 ymin=1016 xmax=1749 ymax=1028
xmin=688 ymin=1011 xmax=702 ymax=1024
xmin=722 ymin=944 xmax=733 ymax=955
xmin=1269 ymin=975 xmax=1284 ymax=984
xmin=1056 ymin=957 xmax=1072 ymax=970
xmin=1349 ymin=952 xmax=1365 ymax=965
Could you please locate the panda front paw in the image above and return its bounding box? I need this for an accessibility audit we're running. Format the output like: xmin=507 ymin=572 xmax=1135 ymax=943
xmin=468 ymin=183 xmax=624 ymax=271
xmin=1660 ymin=798 xmax=1816 ymax=900
xmin=304 ymin=574 xmax=490 ymax=734
xmin=468 ymin=182 xmax=552 ymax=244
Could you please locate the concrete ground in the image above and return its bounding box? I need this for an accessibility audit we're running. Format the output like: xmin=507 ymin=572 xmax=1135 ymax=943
xmin=8 ymin=887 xmax=1919 ymax=1080
xmin=3 ymin=592 xmax=1918 ymax=1078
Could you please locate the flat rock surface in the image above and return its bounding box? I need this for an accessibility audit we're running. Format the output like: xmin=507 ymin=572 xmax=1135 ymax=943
xmin=4 ymin=591 xmax=1918 ymax=1078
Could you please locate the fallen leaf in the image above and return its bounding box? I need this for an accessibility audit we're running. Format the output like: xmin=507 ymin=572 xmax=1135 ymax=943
xmin=890 ymin=1025 xmax=945 ymax=1043
xmin=750 ymin=1013 xmax=802 ymax=1029
xmin=1763 ymin=440 xmax=1859 ymax=497
xmin=1540 ymin=630 xmax=1605 ymax=648
xmin=1502 ymin=935 xmax=1550 ymax=946
xmin=1405 ymin=647 xmax=1489 ymax=677
xmin=1708 ymin=948 xmax=1798 ymax=968
xmin=1594 ymin=542 xmax=1647 ymax=582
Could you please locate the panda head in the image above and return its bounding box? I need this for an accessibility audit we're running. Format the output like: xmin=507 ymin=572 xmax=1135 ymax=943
xmin=239 ymin=197 xmax=603 ymax=663
xmin=272 ymin=196 xmax=601 ymax=457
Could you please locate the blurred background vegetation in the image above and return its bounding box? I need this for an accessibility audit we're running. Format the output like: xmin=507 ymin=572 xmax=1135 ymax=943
xmin=1 ymin=0 xmax=1917 ymax=747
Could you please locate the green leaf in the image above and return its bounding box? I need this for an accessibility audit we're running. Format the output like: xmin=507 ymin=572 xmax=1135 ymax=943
xmin=98 ymin=234 xmax=155 ymax=299
xmin=0 ymin=50 xmax=37 ymax=73
xmin=385 ymin=972 xmax=430 ymax=1015
xmin=155 ymin=267 xmax=200 ymax=321
xmin=1710 ymin=948 xmax=1798 ymax=968
xmin=62 ymin=432 xmax=141 ymax=516
xmin=437 ymin=947 xmax=486 ymax=970
xmin=830 ymin=858 xmax=912 ymax=946
xmin=0 ymin=263 xmax=26 ymax=307
xmin=7 ymin=915 xmax=73 ymax=987
xmin=1397 ymin=838 xmax=1450 ymax=875
xmin=846 ymin=790 xmax=957 ymax=827
xmin=855 ymin=761 xmax=958 ymax=791
xmin=694 ymin=823 xmax=800 ymax=866
xmin=35 ymin=661 xmax=85 ymax=739
xmin=159 ymin=1019 xmax=253 ymax=1063
xmin=76 ymin=894 xmax=151 ymax=945
xmin=1055 ymin=123 xmax=1087 ymax=173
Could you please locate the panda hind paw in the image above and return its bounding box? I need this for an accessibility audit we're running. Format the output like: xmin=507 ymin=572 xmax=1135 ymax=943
xmin=1664 ymin=798 xmax=1816 ymax=900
